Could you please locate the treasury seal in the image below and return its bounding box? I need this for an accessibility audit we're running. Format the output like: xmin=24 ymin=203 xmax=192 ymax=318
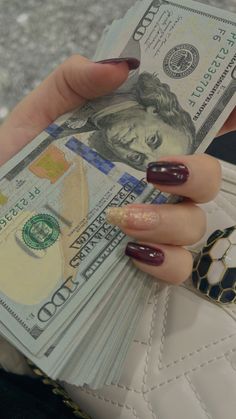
xmin=163 ymin=44 xmax=199 ymax=79
xmin=22 ymin=214 xmax=60 ymax=250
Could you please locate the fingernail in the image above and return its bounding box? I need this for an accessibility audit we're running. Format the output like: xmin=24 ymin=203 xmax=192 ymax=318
xmin=147 ymin=162 xmax=189 ymax=185
xmin=125 ymin=242 xmax=165 ymax=266
xmin=96 ymin=57 xmax=140 ymax=71
xmin=106 ymin=205 xmax=159 ymax=230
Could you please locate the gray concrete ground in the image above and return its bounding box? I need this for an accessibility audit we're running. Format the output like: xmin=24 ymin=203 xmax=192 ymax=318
xmin=0 ymin=0 xmax=235 ymax=120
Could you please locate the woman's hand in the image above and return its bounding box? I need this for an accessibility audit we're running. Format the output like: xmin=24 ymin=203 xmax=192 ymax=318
xmin=0 ymin=55 xmax=138 ymax=165
xmin=107 ymin=153 xmax=222 ymax=284
xmin=0 ymin=53 xmax=235 ymax=285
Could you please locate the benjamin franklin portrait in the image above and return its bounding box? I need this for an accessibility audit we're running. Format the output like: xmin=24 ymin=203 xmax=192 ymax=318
xmin=59 ymin=71 xmax=196 ymax=172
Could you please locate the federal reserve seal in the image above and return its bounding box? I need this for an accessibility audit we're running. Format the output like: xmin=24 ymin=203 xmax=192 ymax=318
xmin=22 ymin=214 xmax=60 ymax=250
xmin=163 ymin=44 xmax=199 ymax=79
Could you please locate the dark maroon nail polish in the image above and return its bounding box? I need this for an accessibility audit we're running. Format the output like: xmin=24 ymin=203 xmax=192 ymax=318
xmin=147 ymin=161 xmax=189 ymax=185
xmin=96 ymin=57 xmax=140 ymax=71
xmin=125 ymin=242 xmax=164 ymax=266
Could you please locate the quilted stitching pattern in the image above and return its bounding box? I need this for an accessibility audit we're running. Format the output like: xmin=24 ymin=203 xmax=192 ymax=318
xmin=66 ymin=191 xmax=236 ymax=419
xmin=67 ymin=283 xmax=236 ymax=419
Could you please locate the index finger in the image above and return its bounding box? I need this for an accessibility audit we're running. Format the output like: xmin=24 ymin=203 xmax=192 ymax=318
xmin=146 ymin=154 xmax=222 ymax=203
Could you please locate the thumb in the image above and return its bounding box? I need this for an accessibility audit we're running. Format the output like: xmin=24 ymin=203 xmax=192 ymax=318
xmin=0 ymin=55 xmax=139 ymax=164
xmin=40 ymin=55 xmax=140 ymax=120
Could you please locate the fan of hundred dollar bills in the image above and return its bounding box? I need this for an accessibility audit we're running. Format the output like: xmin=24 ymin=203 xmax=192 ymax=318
xmin=0 ymin=0 xmax=235 ymax=388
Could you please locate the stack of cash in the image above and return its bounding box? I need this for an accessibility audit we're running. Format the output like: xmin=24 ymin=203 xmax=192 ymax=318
xmin=0 ymin=0 xmax=235 ymax=388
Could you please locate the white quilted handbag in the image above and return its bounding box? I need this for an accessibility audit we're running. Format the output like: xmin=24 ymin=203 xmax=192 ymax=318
xmin=65 ymin=160 xmax=236 ymax=419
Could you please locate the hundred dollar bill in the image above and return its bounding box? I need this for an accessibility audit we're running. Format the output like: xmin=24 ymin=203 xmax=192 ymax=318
xmin=62 ymin=0 xmax=236 ymax=174
xmin=0 ymin=0 xmax=235 ymax=364
xmin=0 ymin=139 xmax=151 ymax=353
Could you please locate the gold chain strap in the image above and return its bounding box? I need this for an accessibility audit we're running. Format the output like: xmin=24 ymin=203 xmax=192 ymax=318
xmin=27 ymin=359 xmax=91 ymax=419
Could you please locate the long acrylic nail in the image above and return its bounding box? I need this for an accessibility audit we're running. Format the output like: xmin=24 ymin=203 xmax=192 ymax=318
xmin=125 ymin=242 xmax=165 ymax=266
xmin=147 ymin=161 xmax=189 ymax=185
xmin=96 ymin=57 xmax=140 ymax=70
xmin=106 ymin=205 xmax=159 ymax=230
